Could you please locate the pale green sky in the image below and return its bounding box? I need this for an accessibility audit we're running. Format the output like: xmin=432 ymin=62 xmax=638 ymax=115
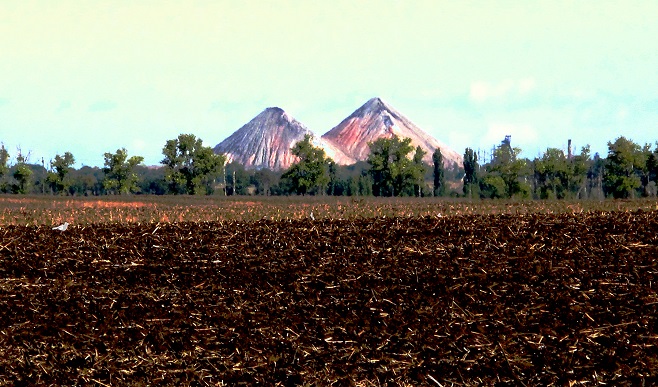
xmin=1 ymin=0 xmax=657 ymax=166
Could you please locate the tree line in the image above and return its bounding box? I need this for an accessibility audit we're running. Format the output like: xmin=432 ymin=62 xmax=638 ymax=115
xmin=463 ymin=136 xmax=658 ymax=200
xmin=0 ymin=134 xmax=226 ymax=196
xmin=1 ymin=134 xmax=657 ymax=199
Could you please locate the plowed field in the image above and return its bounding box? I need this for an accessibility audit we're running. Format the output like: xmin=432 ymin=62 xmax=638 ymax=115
xmin=1 ymin=211 xmax=657 ymax=385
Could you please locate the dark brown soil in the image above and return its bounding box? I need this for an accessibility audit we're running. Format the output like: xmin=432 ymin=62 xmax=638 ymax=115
xmin=1 ymin=211 xmax=657 ymax=385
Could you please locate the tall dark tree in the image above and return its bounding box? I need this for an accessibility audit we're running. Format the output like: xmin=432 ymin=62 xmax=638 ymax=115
xmin=432 ymin=148 xmax=445 ymax=197
xmin=463 ymin=147 xmax=479 ymax=197
xmin=327 ymin=160 xmax=338 ymax=196
xmin=358 ymin=174 xmax=373 ymax=196
xmin=647 ymin=143 xmax=658 ymax=197
xmin=47 ymin=151 xmax=75 ymax=194
xmin=649 ymin=143 xmax=658 ymax=181
xmin=409 ymin=146 xmax=427 ymax=197
xmin=161 ymin=134 xmax=226 ymax=195
xmin=281 ymin=134 xmax=330 ymax=195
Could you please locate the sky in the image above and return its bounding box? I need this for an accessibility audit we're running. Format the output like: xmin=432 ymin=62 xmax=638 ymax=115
xmin=1 ymin=0 xmax=657 ymax=167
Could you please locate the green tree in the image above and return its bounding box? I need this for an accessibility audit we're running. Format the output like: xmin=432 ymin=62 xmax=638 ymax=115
xmin=534 ymin=148 xmax=569 ymax=199
xmin=12 ymin=148 xmax=32 ymax=194
xmin=568 ymin=145 xmax=591 ymax=199
xmin=329 ymin=161 xmax=372 ymax=197
xmin=134 ymin=165 xmax=168 ymax=195
xmin=47 ymin=152 xmax=75 ymax=194
xmin=348 ymin=176 xmax=359 ymax=196
xmin=0 ymin=144 xmax=9 ymax=192
xmin=604 ymin=136 xmax=645 ymax=198
xmin=226 ymin=162 xmax=250 ymax=195
xmin=485 ymin=137 xmax=530 ymax=198
xmin=70 ymin=166 xmax=103 ymax=196
xmin=479 ymin=174 xmax=507 ymax=199
xmin=432 ymin=148 xmax=445 ymax=196
xmin=251 ymin=168 xmax=280 ymax=196
xmin=327 ymin=160 xmax=338 ymax=196
xmin=357 ymin=174 xmax=373 ymax=196
xmin=463 ymin=148 xmax=479 ymax=198
xmin=281 ymin=134 xmax=330 ymax=195
xmin=103 ymin=148 xmax=144 ymax=194
xmin=367 ymin=135 xmax=423 ymax=197
xmin=368 ymin=137 xmax=394 ymax=196
xmin=647 ymin=143 xmax=658 ymax=197
xmin=409 ymin=146 xmax=427 ymax=197
xmin=586 ymin=153 xmax=606 ymax=200
xmin=161 ymin=134 xmax=226 ymax=195
xmin=649 ymin=143 xmax=658 ymax=181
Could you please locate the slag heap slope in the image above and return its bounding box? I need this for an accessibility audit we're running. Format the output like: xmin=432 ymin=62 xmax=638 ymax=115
xmin=322 ymin=97 xmax=462 ymax=167
xmin=214 ymin=107 xmax=353 ymax=170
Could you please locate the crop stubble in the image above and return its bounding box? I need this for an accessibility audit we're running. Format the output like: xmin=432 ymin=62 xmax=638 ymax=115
xmin=0 ymin=211 xmax=657 ymax=385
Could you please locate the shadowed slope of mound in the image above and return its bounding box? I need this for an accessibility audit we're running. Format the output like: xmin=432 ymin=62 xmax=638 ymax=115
xmin=214 ymin=107 xmax=353 ymax=170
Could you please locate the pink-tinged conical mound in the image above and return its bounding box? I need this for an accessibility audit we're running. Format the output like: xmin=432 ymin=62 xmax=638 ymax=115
xmin=322 ymin=97 xmax=462 ymax=167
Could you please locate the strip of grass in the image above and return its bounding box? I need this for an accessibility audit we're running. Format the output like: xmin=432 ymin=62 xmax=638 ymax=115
xmin=1 ymin=195 xmax=657 ymax=225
